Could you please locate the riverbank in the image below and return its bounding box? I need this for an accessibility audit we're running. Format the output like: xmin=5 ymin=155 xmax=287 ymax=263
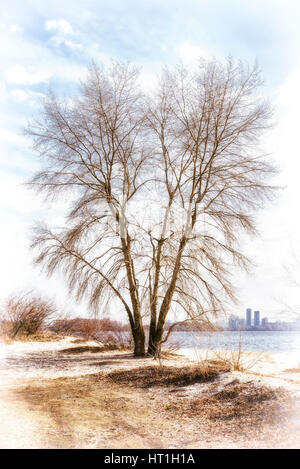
xmin=0 ymin=336 xmax=299 ymax=448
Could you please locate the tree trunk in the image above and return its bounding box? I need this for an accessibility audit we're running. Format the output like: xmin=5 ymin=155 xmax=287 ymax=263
xmin=147 ymin=331 xmax=157 ymax=356
xmin=133 ymin=323 xmax=146 ymax=356
xmin=148 ymin=237 xmax=187 ymax=356
xmin=147 ymin=325 xmax=164 ymax=356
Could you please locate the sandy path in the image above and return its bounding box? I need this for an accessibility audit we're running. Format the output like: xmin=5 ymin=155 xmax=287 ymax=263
xmin=0 ymin=375 xmax=47 ymax=448
xmin=0 ymin=337 xmax=182 ymax=448
xmin=0 ymin=337 xmax=111 ymax=448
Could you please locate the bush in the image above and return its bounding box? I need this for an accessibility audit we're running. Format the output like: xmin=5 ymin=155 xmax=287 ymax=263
xmin=3 ymin=293 xmax=56 ymax=337
xmin=49 ymin=316 xmax=132 ymax=347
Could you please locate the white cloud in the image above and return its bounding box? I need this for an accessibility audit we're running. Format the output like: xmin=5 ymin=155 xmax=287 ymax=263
xmin=50 ymin=36 xmax=82 ymax=49
xmin=45 ymin=18 xmax=73 ymax=35
xmin=272 ymin=69 xmax=300 ymax=195
xmin=9 ymin=24 xmax=23 ymax=34
xmin=5 ymin=65 xmax=52 ymax=85
xmin=44 ymin=18 xmax=81 ymax=50
xmin=10 ymin=89 xmax=28 ymax=101
xmin=175 ymin=42 xmax=207 ymax=66
xmin=0 ymin=128 xmax=28 ymax=148
xmin=0 ymin=173 xmax=42 ymax=213
xmin=139 ymin=71 xmax=158 ymax=93
xmin=50 ymin=61 xmax=87 ymax=82
xmin=0 ymin=81 xmax=8 ymax=103
xmin=10 ymin=89 xmax=45 ymax=103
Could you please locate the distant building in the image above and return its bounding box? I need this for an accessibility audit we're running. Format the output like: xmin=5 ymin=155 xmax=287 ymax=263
xmin=254 ymin=310 xmax=260 ymax=327
xmin=228 ymin=315 xmax=236 ymax=330
xmin=228 ymin=315 xmax=239 ymax=330
xmin=246 ymin=308 xmax=252 ymax=327
xmin=262 ymin=317 xmax=268 ymax=327
xmin=228 ymin=315 xmax=246 ymax=330
xmin=226 ymin=311 xmax=299 ymax=331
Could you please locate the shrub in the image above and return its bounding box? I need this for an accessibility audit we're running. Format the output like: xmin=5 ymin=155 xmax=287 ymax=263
xmin=4 ymin=293 xmax=56 ymax=337
xmin=49 ymin=316 xmax=132 ymax=347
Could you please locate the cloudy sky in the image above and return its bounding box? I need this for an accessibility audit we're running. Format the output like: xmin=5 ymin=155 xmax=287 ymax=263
xmin=0 ymin=0 xmax=300 ymax=321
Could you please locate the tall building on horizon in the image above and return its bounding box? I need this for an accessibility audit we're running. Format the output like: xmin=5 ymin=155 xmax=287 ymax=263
xmin=254 ymin=310 xmax=260 ymax=327
xmin=262 ymin=317 xmax=268 ymax=327
xmin=246 ymin=308 xmax=252 ymax=327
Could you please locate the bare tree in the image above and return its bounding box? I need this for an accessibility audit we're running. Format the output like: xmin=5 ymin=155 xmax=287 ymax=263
xmin=26 ymin=58 xmax=276 ymax=356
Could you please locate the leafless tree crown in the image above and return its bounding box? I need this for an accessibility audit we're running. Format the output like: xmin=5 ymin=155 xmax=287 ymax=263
xmin=26 ymin=58 xmax=276 ymax=355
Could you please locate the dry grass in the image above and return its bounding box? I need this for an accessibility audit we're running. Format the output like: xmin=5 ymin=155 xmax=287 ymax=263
xmin=71 ymin=338 xmax=89 ymax=344
xmin=59 ymin=344 xmax=129 ymax=354
xmin=173 ymin=382 xmax=290 ymax=425
xmin=284 ymin=368 xmax=300 ymax=373
xmin=107 ymin=361 xmax=230 ymax=388
xmin=1 ymin=333 xmax=65 ymax=343
xmin=0 ymin=334 xmax=13 ymax=344
xmin=212 ymin=349 xmax=265 ymax=372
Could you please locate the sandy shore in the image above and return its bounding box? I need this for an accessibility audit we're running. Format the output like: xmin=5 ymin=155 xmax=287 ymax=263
xmin=0 ymin=336 xmax=299 ymax=449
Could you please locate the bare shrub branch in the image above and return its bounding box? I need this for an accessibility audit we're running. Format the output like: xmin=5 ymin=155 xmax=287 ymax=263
xmin=3 ymin=292 xmax=56 ymax=337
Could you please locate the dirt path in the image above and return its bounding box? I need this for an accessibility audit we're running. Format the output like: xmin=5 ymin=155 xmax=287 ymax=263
xmin=0 ymin=375 xmax=48 ymax=448
xmin=0 ymin=337 xmax=188 ymax=448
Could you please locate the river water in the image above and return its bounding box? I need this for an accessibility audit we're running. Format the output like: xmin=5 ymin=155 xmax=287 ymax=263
xmin=168 ymin=330 xmax=300 ymax=369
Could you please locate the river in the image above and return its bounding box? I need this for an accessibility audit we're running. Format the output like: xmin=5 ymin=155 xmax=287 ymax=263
xmin=168 ymin=330 xmax=300 ymax=369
